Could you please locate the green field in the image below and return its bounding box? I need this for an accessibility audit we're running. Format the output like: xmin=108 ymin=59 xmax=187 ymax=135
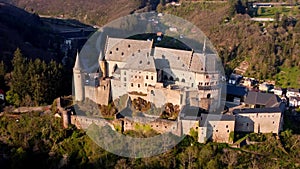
xmin=276 ymin=66 xmax=300 ymax=88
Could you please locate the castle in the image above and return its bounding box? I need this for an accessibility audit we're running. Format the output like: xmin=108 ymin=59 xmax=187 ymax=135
xmin=73 ymin=36 xmax=223 ymax=112
xmin=71 ymin=35 xmax=284 ymax=144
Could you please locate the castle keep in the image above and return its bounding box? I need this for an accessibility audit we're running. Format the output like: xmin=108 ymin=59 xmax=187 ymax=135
xmin=73 ymin=36 xmax=222 ymax=112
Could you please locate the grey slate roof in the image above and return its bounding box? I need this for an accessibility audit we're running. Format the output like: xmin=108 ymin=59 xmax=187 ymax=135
xmin=190 ymin=53 xmax=218 ymax=73
xmin=245 ymin=91 xmax=282 ymax=107
xmin=233 ymin=107 xmax=282 ymax=114
xmin=153 ymin=47 xmax=192 ymax=71
xmin=105 ymin=37 xmax=153 ymax=62
xmin=122 ymin=51 xmax=156 ymax=72
xmin=179 ymin=105 xmax=206 ymax=120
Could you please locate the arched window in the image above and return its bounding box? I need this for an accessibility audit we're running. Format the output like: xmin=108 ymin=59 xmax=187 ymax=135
xmin=181 ymin=78 xmax=185 ymax=83
xmin=169 ymin=76 xmax=174 ymax=81
xmin=207 ymin=93 xmax=211 ymax=99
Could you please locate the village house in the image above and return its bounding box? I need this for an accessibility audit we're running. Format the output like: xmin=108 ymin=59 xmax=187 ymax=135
xmin=258 ymin=82 xmax=273 ymax=92
xmin=286 ymin=88 xmax=300 ymax=98
xmin=232 ymin=91 xmax=285 ymax=134
xmin=226 ymin=85 xmax=248 ymax=106
xmin=243 ymin=91 xmax=283 ymax=109
xmin=271 ymin=87 xmax=283 ymax=96
xmin=289 ymin=96 xmax=300 ymax=107
xmin=228 ymin=73 xmax=243 ymax=85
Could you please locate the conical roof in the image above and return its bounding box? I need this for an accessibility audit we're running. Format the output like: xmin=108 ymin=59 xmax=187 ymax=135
xmin=73 ymin=51 xmax=83 ymax=70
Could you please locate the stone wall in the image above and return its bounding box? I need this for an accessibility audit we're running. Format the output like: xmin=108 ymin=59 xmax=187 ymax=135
xmin=235 ymin=112 xmax=282 ymax=134
xmin=73 ymin=71 xmax=85 ymax=102
xmin=209 ymin=120 xmax=235 ymax=143
xmin=123 ymin=117 xmax=181 ymax=136
xmin=84 ymin=78 xmax=111 ymax=105
xmin=147 ymin=86 xmax=183 ymax=108
xmin=70 ymin=115 xmax=114 ymax=130
xmin=181 ymin=119 xmax=199 ymax=135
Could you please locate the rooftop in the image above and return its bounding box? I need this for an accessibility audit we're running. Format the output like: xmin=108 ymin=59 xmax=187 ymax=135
xmin=227 ymin=84 xmax=248 ymax=97
xmin=105 ymin=37 xmax=153 ymax=62
xmin=245 ymin=91 xmax=282 ymax=107
xmin=122 ymin=50 xmax=156 ymax=72
xmin=233 ymin=107 xmax=282 ymax=114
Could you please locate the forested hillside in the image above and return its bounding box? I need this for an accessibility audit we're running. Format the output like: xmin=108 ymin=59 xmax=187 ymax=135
xmin=158 ymin=0 xmax=300 ymax=88
xmin=6 ymin=0 xmax=300 ymax=88
xmin=0 ymin=1 xmax=300 ymax=168
xmin=0 ymin=110 xmax=300 ymax=168
xmin=4 ymin=0 xmax=159 ymax=25
xmin=0 ymin=2 xmax=62 ymax=66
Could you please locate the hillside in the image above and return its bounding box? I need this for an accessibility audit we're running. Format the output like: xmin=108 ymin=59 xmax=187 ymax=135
xmin=5 ymin=0 xmax=300 ymax=88
xmin=158 ymin=1 xmax=300 ymax=88
xmin=4 ymin=0 xmax=158 ymax=26
xmin=0 ymin=2 xmax=58 ymax=66
xmin=0 ymin=111 xmax=300 ymax=168
xmin=0 ymin=2 xmax=98 ymax=70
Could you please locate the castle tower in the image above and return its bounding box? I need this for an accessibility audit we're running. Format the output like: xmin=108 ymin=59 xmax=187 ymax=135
xmin=62 ymin=109 xmax=70 ymax=128
xmin=73 ymin=52 xmax=85 ymax=101
xmin=98 ymin=50 xmax=107 ymax=78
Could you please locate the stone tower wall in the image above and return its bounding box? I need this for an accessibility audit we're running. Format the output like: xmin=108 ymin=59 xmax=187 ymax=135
xmin=73 ymin=69 xmax=85 ymax=102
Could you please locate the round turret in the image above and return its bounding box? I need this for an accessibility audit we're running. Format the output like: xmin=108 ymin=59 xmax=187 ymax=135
xmin=73 ymin=52 xmax=85 ymax=101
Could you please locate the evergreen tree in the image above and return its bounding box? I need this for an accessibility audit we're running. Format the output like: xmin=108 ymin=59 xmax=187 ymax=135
xmin=7 ymin=48 xmax=28 ymax=106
